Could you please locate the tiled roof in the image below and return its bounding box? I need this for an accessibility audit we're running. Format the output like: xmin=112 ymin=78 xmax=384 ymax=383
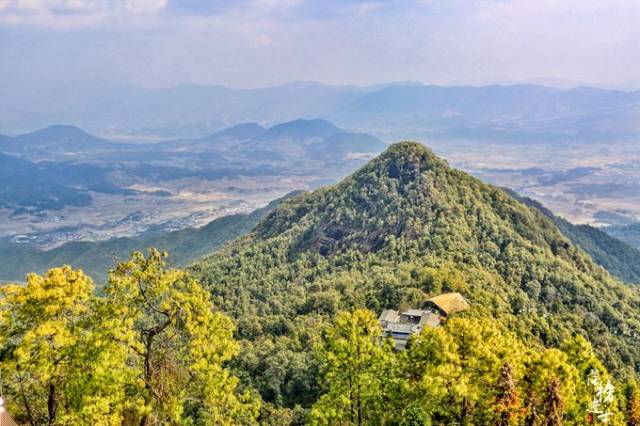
xmin=401 ymin=309 xmax=425 ymax=317
xmin=385 ymin=322 xmax=417 ymax=334
xmin=378 ymin=309 xmax=399 ymax=322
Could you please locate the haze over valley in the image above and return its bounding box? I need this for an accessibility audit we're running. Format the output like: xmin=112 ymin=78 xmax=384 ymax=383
xmin=0 ymin=118 xmax=385 ymax=249
xmin=3 ymin=82 xmax=640 ymax=257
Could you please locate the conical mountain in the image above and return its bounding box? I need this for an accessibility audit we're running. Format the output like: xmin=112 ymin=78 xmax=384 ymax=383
xmin=256 ymin=141 xmax=566 ymax=256
xmin=11 ymin=125 xmax=120 ymax=150
xmin=192 ymin=142 xmax=640 ymax=404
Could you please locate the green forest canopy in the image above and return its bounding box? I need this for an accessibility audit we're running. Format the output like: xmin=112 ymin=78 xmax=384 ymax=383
xmin=2 ymin=142 xmax=640 ymax=424
xmin=191 ymin=142 xmax=640 ymax=420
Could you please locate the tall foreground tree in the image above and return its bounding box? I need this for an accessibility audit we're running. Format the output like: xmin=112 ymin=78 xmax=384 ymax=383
xmin=309 ymin=309 xmax=395 ymax=426
xmin=544 ymin=377 xmax=564 ymax=426
xmin=104 ymin=249 xmax=260 ymax=425
xmin=0 ymin=267 xmax=130 ymax=425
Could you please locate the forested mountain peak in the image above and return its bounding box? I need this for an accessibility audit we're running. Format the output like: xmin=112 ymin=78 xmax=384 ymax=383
xmin=256 ymin=141 xmax=566 ymax=258
xmin=194 ymin=141 xmax=640 ymax=403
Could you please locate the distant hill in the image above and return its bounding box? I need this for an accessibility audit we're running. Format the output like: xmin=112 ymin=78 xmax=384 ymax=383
xmin=0 ymin=193 xmax=296 ymax=283
xmin=257 ymin=118 xmax=342 ymax=140
xmin=0 ymin=148 xmax=138 ymax=211
xmin=242 ymin=119 xmax=387 ymax=161
xmin=507 ymin=189 xmax=640 ymax=284
xmin=0 ymin=152 xmax=92 ymax=211
xmin=0 ymin=125 xmax=126 ymax=158
xmin=163 ymin=119 xmax=387 ymax=165
xmin=199 ymin=122 xmax=266 ymax=143
xmin=334 ymin=84 xmax=640 ymax=142
xmin=0 ymin=120 xmax=386 ymax=170
xmin=0 ymin=120 xmax=384 ymax=212
xmin=191 ymin=142 xmax=640 ymax=408
xmin=2 ymin=81 xmax=640 ymax=142
xmin=605 ymin=223 xmax=640 ymax=249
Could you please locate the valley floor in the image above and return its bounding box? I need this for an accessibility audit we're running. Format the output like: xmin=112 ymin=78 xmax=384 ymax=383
xmin=430 ymin=140 xmax=640 ymax=226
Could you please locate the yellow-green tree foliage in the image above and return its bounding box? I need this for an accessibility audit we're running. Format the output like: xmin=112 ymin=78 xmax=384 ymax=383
xmin=104 ymin=249 xmax=260 ymax=425
xmin=404 ymin=317 xmax=527 ymax=424
xmin=0 ymin=267 xmax=130 ymax=425
xmin=404 ymin=317 xmax=626 ymax=426
xmin=0 ymin=250 xmax=260 ymax=426
xmin=309 ymin=309 xmax=396 ymax=425
xmin=562 ymin=335 xmax=623 ymax=424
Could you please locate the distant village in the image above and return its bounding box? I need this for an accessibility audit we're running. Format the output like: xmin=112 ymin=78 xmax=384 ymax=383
xmin=379 ymin=292 xmax=469 ymax=349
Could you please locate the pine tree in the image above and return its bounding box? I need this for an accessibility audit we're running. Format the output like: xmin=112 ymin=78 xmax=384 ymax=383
xmin=0 ymin=267 xmax=130 ymax=424
xmin=105 ymin=249 xmax=260 ymax=425
xmin=308 ymin=309 xmax=395 ymax=425
xmin=524 ymin=394 xmax=541 ymax=426
xmin=493 ymin=362 xmax=523 ymax=425
xmin=544 ymin=377 xmax=564 ymax=426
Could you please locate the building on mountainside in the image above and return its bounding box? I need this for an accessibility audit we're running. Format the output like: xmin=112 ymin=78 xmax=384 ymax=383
xmin=424 ymin=292 xmax=470 ymax=317
xmin=379 ymin=292 xmax=469 ymax=349
xmin=379 ymin=309 xmax=441 ymax=350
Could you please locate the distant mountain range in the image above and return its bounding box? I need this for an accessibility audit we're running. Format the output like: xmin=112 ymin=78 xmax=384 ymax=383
xmin=1 ymin=119 xmax=385 ymax=162
xmin=0 ymin=81 xmax=367 ymax=138
xmin=0 ymin=119 xmax=385 ymax=211
xmin=2 ymin=81 xmax=639 ymax=142
xmin=335 ymin=84 xmax=640 ymax=142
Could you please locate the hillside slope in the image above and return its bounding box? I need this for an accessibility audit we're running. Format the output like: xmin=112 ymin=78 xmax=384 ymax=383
xmin=507 ymin=189 xmax=640 ymax=284
xmin=192 ymin=142 xmax=640 ymax=409
xmin=0 ymin=152 xmax=92 ymax=211
xmin=606 ymin=223 xmax=640 ymax=250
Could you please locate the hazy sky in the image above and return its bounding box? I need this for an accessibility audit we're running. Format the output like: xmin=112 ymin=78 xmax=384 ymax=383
xmin=1 ymin=0 xmax=639 ymax=90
